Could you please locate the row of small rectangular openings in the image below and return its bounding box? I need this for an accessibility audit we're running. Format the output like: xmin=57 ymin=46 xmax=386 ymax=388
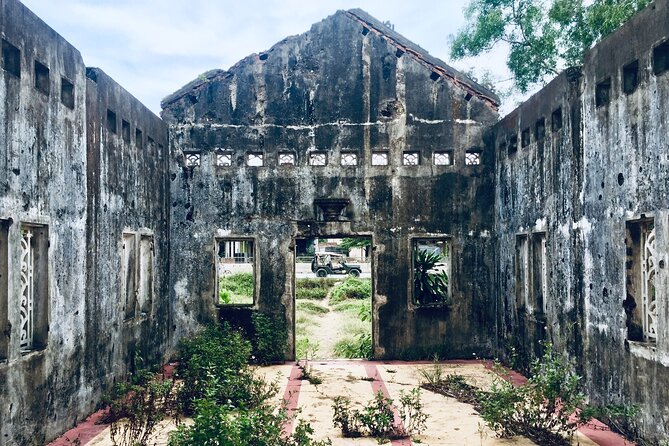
xmin=105 ymin=109 xmax=158 ymax=149
xmin=501 ymin=108 xmax=563 ymax=155
xmin=595 ymin=39 xmax=669 ymax=107
xmin=185 ymin=149 xmax=483 ymax=168
xmin=1 ymin=38 xmax=75 ymax=109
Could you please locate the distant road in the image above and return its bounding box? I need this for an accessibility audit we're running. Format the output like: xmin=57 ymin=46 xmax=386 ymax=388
xmin=295 ymin=262 xmax=371 ymax=279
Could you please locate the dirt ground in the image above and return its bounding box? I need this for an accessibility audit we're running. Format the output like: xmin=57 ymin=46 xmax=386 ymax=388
xmin=56 ymin=360 xmax=622 ymax=446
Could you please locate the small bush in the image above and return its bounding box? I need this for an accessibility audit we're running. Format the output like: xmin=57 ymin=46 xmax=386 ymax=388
xmin=332 ymin=389 xmax=427 ymax=440
xmin=296 ymin=278 xmax=338 ymax=290
xmin=296 ymin=287 xmax=328 ymax=300
xmin=175 ymin=324 xmax=272 ymax=414
xmin=329 ymin=278 xmax=371 ymax=303
xmin=252 ymin=312 xmax=287 ymax=365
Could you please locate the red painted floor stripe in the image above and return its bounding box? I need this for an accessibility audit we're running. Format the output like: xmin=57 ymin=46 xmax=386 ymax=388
xmin=281 ymin=363 xmax=304 ymax=437
xmin=364 ymin=363 xmax=412 ymax=446
xmin=46 ymin=409 xmax=109 ymax=446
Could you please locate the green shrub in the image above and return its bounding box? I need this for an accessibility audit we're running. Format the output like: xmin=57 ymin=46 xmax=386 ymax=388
xmin=329 ymin=278 xmax=371 ymax=304
xmin=219 ymin=272 xmax=254 ymax=304
xmin=252 ymin=312 xmax=287 ymax=365
xmin=332 ymin=389 xmax=427 ymax=440
xmin=478 ymin=344 xmax=588 ymax=444
xmin=296 ymin=278 xmax=338 ymax=289
xmin=168 ymin=399 xmax=331 ymax=446
xmin=175 ymin=324 xmax=272 ymax=414
xmin=296 ymin=287 xmax=328 ymax=300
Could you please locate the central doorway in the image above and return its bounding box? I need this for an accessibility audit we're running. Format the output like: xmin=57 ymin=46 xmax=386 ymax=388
xmin=294 ymin=236 xmax=373 ymax=360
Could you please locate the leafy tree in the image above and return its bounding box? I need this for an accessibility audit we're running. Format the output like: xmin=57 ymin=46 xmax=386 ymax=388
xmin=339 ymin=238 xmax=372 ymax=256
xmin=451 ymin=0 xmax=651 ymax=92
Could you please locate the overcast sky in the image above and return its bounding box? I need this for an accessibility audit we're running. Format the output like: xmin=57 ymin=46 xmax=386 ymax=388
xmin=20 ymin=0 xmax=513 ymax=115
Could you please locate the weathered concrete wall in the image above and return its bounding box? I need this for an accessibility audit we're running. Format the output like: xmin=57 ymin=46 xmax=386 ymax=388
xmin=84 ymin=68 xmax=171 ymax=400
xmin=492 ymin=0 xmax=669 ymax=441
xmin=162 ymin=9 xmax=500 ymax=359
xmin=0 ymin=1 xmax=173 ymax=444
xmin=0 ymin=0 xmax=88 ymax=443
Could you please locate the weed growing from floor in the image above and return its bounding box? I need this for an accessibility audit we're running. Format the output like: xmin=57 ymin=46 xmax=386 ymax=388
xmin=332 ymin=389 xmax=427 ymax=440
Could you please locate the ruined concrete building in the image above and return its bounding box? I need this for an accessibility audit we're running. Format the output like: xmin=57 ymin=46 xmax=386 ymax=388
xmin=0 ymin=0 xmax=668 ymax=443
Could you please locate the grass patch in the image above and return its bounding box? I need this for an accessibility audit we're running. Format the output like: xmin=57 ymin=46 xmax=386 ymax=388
xmin=331 ymin=299 xmax=367 ymax=314
xmin=295 ymin=278 xmax=338 ymax=299
xmin=219 ymin=272 xmax=254 ymax=304
xmin=329 ymin=278 xmax=371 ymax=304
xmin=297 ymin=301 xmax=330 ymax=315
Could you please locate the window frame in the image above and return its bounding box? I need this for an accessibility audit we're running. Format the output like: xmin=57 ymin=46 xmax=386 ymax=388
xmin=409 ymin=235 xmax=452 ymax=308
xmin=215 ymin=236 xmax=258 ymax=307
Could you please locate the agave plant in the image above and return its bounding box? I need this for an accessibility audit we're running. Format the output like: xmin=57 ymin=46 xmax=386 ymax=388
xmin=413 ymin=249 xmax=449 ymax=305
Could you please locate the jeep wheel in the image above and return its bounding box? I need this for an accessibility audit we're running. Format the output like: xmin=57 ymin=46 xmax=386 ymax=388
xmin=348 ymin=269 xmax=360 ymax=277
xmin=316 ymin=269 xmax=328 ymax=278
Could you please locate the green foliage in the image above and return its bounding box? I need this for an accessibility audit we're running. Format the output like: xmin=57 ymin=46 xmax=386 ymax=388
xmin=105 ymin=376 xmax=178 ymax=446
xmin=175 ymin=324 xmax=273 ymax=414
xmin=219 ymin=272 xmax=254 ymax=304
xmin=168 ymin=398 xmax=331 ymax=446
xmin=296 ymin=337 xmax=320 ymax=360
xmin=296 ymin=278 xmax=337 ymax=300
xmin=252 ymin=312 xmax=287 ymax=365
xmin=332 ymin=389 xmax=427 ymax=440
xmin=478 ymin=344 xmax=589 ymax=444
xmin=333 ymin=300 xmax=372 ymax=359
xmin=329 ymin=278 xmax=372 ymax=304
xmin=451 ymin=0 xmax=651 ymax=92
xmin=413 ymin=249 xmax=449 ymax=305
xmin=339 ymin=237 xmax=372 ymax=255
xmin=579 ymin=404 xmax=651 ymax=445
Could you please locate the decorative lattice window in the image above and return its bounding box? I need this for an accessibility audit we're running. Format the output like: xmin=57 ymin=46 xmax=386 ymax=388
xmin=185 ymin=152 xmax=201 ymax=167
xmin=19 ymin=225 xmax=49 ymax=352
xmin=279 ymin=152 xmax=296 ymax=166
xmin=309 ymin=152 xmax=327 ymax=166
xmin=371 ymin=152 xmax=389 ymax=166
xmin=341 ymin=152 xmax=358 ymax=166
xmin=217 ymin=152 xmax=232 ymax=166
xmin=247 ymin=152 xmax=264 ymax=167
xmin=625 ymin=219 xmax=658 ymax=342
xmin=433 ymin=152 xmax=452 ymax=166
xmin=465 ymin=151 xmax=482 ymax=165
xmin=403 ymin=151 xmax=420 ymax=166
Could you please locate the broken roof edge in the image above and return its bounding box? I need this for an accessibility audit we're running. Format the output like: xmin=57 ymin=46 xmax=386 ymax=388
xmin=160 ymin=8 xmax=501 ymax=111
xmin=345 ymin=9 xmax=500 ymax=110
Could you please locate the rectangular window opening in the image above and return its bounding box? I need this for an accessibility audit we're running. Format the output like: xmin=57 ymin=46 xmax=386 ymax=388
xmin=624 ymin=218 xmax=657 ymax=342
xmin=515 ymin=234 xmax=529 ymax=311
xmin=465 ymin=150 xmax=482 ymax=165
xmin=551 ymin=108 xmax=563 ymax=131
xmin=122 ymin=232 xmax=138 ymax=320
xmin=185 ymin=151 xmax=201 ymax=167
xmin=0 ymin=219 xmax=10 ymax=361
xmin=403 ymin=151 xmax=420 ymax=166
xmin=596 ymin=78 xmax=612 ymax=107
xmin=521 ymin=128 xmax=531 ymax=147
xmin=19 ymin=224 xmax=49 ymax=352
xmin=309 ymin=152 xmax=327 ymax=166
xmin=531 ymin=232 xmax=548 ymax=315
xmin=138 ymin=234 xmax=154 ymax=315
xmin=34 ymin=60 xmax=50 ymax=95
xmin=279 ymin=152 xmax=296 ymax=166
xmin=371 ymin=151 xmax=389 ymax=166
xmin=623 ymin=60 xmax=639 ymax=94
xmin=60 ymin=77 xmax=75 ymax=109
xmin=341 ymin=152 xmax=358 ymax=166
xmin=107 ymin=109 xmax=117 ymax=134
xmin=217 ymin=151 xmax=233 ymax=167
xmin=509 ymin=135 xmax=518 ymax=156
xmin=247 ymin=152 xmax=264 ymax=167
xmin=122 ymin=120 xmax=131 ymax=143
xmin=433 ymin=151 xmax=453 ymax=166
xmin=136 ymin=128 xmax=143 ymax=149
xmin=2 ymin=39 xmax=21 ymax=77
xmin=535 ymin=118 xmax=546 ymax=141
xmin=217 ymin=239 xmax=255 ymax=305
xmin=653 ymin=40 xmax=669 ymax=76
xmin=412 ymin=238 xmax=451 ymax=306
